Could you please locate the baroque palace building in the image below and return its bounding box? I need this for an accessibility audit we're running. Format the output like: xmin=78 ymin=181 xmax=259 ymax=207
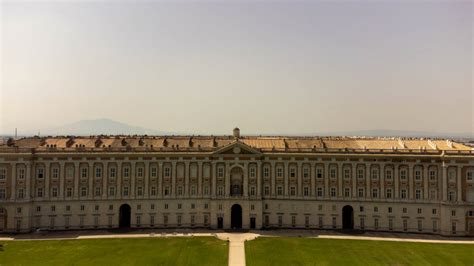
xmin=0 ymin=128 xmax=473 ymax=236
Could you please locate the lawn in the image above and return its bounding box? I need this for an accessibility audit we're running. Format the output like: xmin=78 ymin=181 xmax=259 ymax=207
xmin=0 ymin=237 xmax=228 ymax=266
xmin=246 ymin=237 xmax=474 ymax=266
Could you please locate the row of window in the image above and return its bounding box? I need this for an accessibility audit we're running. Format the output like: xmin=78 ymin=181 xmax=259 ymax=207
xmin=1 ymin=166 xmax=473 ymax=182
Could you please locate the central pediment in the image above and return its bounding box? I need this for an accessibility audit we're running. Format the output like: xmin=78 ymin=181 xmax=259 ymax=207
xmin=213 ymin=140 xmax=261 ymax=155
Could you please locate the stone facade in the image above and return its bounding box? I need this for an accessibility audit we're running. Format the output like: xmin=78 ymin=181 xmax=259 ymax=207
xmin=1 ymin=131 xmax=473 ymax=236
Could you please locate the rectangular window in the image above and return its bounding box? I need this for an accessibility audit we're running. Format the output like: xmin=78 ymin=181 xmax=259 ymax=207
xmin=151 ymin=186 xmax=156 ymax=196
xmin=66 ymin=167 xmax=73 ymax=178
xmin=278 ymin=216 xmax=283 ymax=227
xmin=81 ymin=168 xmax=87 ymax=178
xmin=330 ymin=187 xmax=336 ymax=198
xmin=137 ymin=167 xmax=144 ymax=177
xmin=136 ymin=216 xmax=141 ymax=227
xmin=303 ymin=168 xmax=309 ymax=179
xmin=386 ymin=188 xmax=392 ymax=199
xmin=263 ymin=167 xmax=269 ymax=177
xmin=374 ymin=218 xmax=379 ymax=230
xmin=264 ymin=186 xmax=270 ymax=196
xmin=317 ymin=187 xmax=323 ymax=197
xmin=277 ymin=186 xmax=283 ymax=196
xmin=360 ymin=218 xmax=365 ymax=230
xmin=51 ymin=187 xmax=58 ymax=197
xmin=344 ymin=168 xmax=350 ymax=179
xmin=250 ymin=186 xmax=256 ymax=196
xmin=37 ymin=188 xmax=44 ymax=198
xmin=52 ymin=168 xmax=59 ymax=179
xmin=401 ymin=189 xmax=407 ymax=199
xmin=109 ymin=168 xmax=116 ymax=178
xmin=432 ymin=208 xmax=437 ymax=215
xmin=429 ymin=170 xmax=436 ymax=181
xmin=433 ymin=220 xmax=438 ymax=232
xmin=317 ymin=168 xmax=323 ymax=179
xmin=415 ymin=170 xmax=421 ymax=180
xmin=95 ymin=187 xmax=101 ymax=197
xmin=467 ymin=171 xmax=473 ymax=181
xmin=250 ymin=167 xmax=256 ymax=178
xmin=417 ymin=220 xmax=423 ymax=232
xmin=330 ymin=168 xmax=336 ymax=179
xmin=124 ymin=167 xmax=130 ymax=178
xmin=137 ymin=186 xmax=143 ymax=196
xmin=0 ymin=188 xmax=5 ymax=199
xmin=277 ymin=168 xmax=283 ymax=177
xmin=358 ymin=188 xmax=364 ymax=198
xmin=385 ymin=169 xmax=392 ymax=180
xmin=290 ymin=168 xmax=296 ymax=178
xmin=403 ymin=219 xmax=408 ymax=231
xmin=95 ymin=167 xmax=102 ymax=178
xmin=357 ymin=169 xmax=364 ymax=179
xmin=123 ymin=186 xmax=129 ymax=196
xmin=151 ymin=167 xmax=157 ymax=178
xmin=290 ymin=187 xmax=296 ymax=196
xmin=372 ymin=188 xmax=378 ymax=198
xmin=389 ymin=219 xmax=393 ymax=230
xmin=37 ymin=168 xmax=44 ymax=179
xmin=109 ymin=186 xmax=115 ymax=196
xmin=415 ymin=189 xmax=422 ymax=200
xmin=400 ymin=169 xmax=407 ymax=180
xmin=291 ymin=216 xmax=296 ymax=227
xmin=17 ymin=188 xmax=24 ymax=199
xmin=80 ymin=187 xmax=87 ymax=197
xmin=371 ymin=169 xmax=378 ymax=180
xmin=303 ymin=187 xmax=309 ymax=197
xmin=18 ymin=168 xmax=25 ymax=179
xmin=66 ymin=187 xmax=73 ymax=197
xmin=319 ymin=216 xmax=323 ymax=228
xmin=217 ymin=167 xmax=224 ymax=178
xmin=344 ymin=187 xmax=350 ymax=197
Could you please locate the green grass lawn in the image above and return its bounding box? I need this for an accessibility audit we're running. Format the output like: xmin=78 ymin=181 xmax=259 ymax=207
xmin=246 ymin=237 xmax=474 ymax=266
xmin=0 ymin=237 xmax=227 ymax=266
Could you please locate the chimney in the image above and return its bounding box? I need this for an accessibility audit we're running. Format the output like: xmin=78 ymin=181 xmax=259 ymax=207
xmin=233 ymin=127 xmax=240 ymax=138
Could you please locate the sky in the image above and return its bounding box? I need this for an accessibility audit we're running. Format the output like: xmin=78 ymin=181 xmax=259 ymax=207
xmin=1 ymin=0 xmax=473 ymax=136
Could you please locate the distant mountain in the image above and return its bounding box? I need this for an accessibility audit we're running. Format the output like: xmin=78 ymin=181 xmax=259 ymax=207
xmin=43 ymin=118 xmax=174 ymax=136
xmin=314 ymin=129 xmax=473 ymax=139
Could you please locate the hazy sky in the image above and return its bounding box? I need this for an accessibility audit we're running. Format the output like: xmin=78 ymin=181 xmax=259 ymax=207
xmin=1 ymin=0 xmax=473 ymax=135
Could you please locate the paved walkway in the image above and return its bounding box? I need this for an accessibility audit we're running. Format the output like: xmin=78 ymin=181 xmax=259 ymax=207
xmin=216 ymin=233 xmax=259 ymax=266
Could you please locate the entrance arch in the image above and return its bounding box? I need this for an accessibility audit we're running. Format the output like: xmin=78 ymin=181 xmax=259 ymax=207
xmin=342 ymin=205 xmax=354 ymax=229
xmin=119 ymin=204 xmax=131 ymax=228
xmin=231 ymin=204 xmax=242 ymax=229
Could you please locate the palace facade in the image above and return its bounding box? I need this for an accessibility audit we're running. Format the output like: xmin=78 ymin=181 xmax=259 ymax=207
xmin=1 ymin=128 xmax=473 ymax=236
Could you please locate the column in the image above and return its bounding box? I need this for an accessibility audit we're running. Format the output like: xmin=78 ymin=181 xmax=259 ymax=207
xmin=74 ymin=162 xmax=80 ymax=200
xmin=442 ymin=162 xmax=448 ymax=201
xmin=310 ymin=163 xmax=316 ymax=197
xmin=337 ymin=163 xmax=343 ymax=198
xmin=184 ymin=161 xmax=189 ymax=197
xmin=197 ymin=162 xmax=203 ymax=197
xmin=394 ymin=164 xmax=399 ymax=199
xmin=171 ymin=161 xmax=176 ymax=197
xmin=365 ymin=163 xmax=370 ymax=199
xmin=324 ymin=162 xmax=329 ymax=199
xmin=158 ymin=162 xmax=163 ymax=198
xmin=243 ymin=163 xmax=248 ymax=197
xmin=456 ymin=165 xmax=462 ymax=202
xmin=423 ymin=164 xmax=429 ymax=200
xmin=59 ymin=162 xmax=65 ymax=199
xmin=257 ymin=161 xmax=262 ymax=197
xmin=297 ymin=162 xmax=302 ymax=197
xmin=225 ymin=163 xmax=230 ymax=197
xmin=87 ymin=162 xmax=93 ymax=199
xmin=144 ymin=161 xmax=150 ymax=198
xmin=102 ymin=162 xmax=108 ymax=198
xmin=11 ymin=163 xmax=16 ymax=200
xmin=271 ymin=162 xmax=276 ymax=197
xmin=211 ymin=162 xmax=217 ymax=197
xmin=130 ymin=161 xmax=136 ymax=198
xmin=380 ymin=163 xmax=385 ymax=199
xmin=45 ymin=162 xmax=50 ymax=200
xmin=408 ymin=163 xmax=414 ymax=200
xmin=26 ymin=162 xmax=31 ymax=200
xmin=117 ymin=161 xmax=122 ymax=199
xmin=352 ymin=163 xmax=357 ymax=199
xmin=284 ymin=161 xmax=289 ymax=197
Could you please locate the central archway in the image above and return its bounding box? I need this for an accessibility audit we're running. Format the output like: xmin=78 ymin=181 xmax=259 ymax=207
xmin=342 ymin=205 xmax=354 ymax=229
xmin=231 ymin=204 xmax=242 ymax=229
xmin=119 ymin=204 xmax=131 ymax=228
